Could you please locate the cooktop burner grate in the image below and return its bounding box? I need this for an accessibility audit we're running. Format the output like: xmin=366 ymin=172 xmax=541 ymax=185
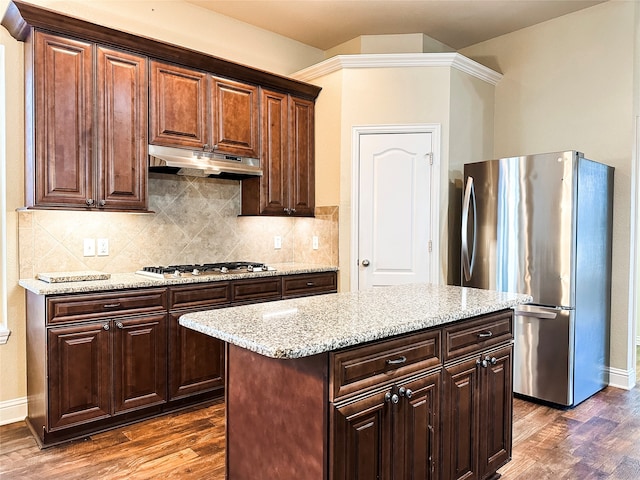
xmin=136 ymin=262 xmax=273 ymax=279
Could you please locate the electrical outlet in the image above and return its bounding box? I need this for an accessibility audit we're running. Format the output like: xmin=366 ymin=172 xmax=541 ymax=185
xmin=83 ymin=238 xmax=96 ymax=257
xmin=97 ymin=238 xmax=109 ymax=256
xmin=312 ymin=236 xmax=319 ymax=250
xmin=274 ymin=235 xmax=282 ymax=250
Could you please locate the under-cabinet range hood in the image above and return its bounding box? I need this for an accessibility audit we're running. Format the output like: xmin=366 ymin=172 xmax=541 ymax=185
xmin=148 ymin=145 xmax=262 ymax=178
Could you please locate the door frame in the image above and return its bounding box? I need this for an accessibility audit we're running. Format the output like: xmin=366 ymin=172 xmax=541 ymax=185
xmin=350 ymin=124 xmax=441 ymax=292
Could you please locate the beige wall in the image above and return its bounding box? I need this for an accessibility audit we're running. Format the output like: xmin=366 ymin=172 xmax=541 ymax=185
xmin=461 ymin=0 xmax=638 ymax=381
xmin=310 ymin=63 xmax=496 ymax=289
xmin=0 ymin=0 xmax=326 ymax=421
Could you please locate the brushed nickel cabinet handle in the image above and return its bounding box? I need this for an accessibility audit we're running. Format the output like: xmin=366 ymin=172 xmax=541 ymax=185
xmin=103 ymin=303 xmax=121 ymax=308
xmin=386 ymin=356 xmax=407 ymax=366
xmin=477 ymin=331 xmax=493 ymax=338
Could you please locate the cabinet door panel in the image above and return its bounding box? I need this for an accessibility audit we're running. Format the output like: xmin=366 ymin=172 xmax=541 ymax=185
xmin=332 ymin=390 xmax=392 ymax=480
xmin=480 ymin=346 xmax=513 ymax=477
xmin=288 ymin=96 xmax=315 ymax=216
xmin=168 ymin=312 xmax=224 ymax=400
xmin=34 ymin=32 xmax=93 ymax=207
xmin=47 ymin=322 xmax=111 ymax=430
xmin=443 ymin=358 xmax=480 ymax=480
xmin=150 ymin=61 xmax=208 ymax=148
xmin=113 ymin=314 xmax=167 ymax=413
xmin=259 ymin=89 xmax=288 ymax=214
xmin=397 ymin=371 xmax=441 ymax=480
xmin=212 ymin=77 xmax=259 ymax=157
xmin=96 ymin=47 xmax=148 ymax=210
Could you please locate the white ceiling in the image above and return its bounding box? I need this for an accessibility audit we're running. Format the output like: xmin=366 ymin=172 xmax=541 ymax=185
xmin=186 ymin=0 xmax=606 ymax=51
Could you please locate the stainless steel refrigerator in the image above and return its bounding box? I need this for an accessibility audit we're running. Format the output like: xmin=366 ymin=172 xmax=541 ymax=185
xmin=461 ymin=151 xmax=614 ymax=407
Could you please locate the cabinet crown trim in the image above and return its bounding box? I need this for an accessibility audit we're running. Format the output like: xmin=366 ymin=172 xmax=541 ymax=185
xmin=292 ymin=52 xmax=503 ymax=86
xmin=1 ymin=0 xmax=322 ymax=100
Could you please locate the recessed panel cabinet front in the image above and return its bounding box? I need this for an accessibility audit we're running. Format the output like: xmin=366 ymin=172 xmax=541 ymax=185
xmin=112 ymin=313 xmax=167 ymax=413
xmin=32 ymin=31 xmax=93 ymax=208
xmin=96 ymin=46 xmax=148 ymax=210
xmin=47 ymin=322 xmax=111 ymax=430
xmin=242 ymin=90 xmax=315 ymax=216
xmin=149 ymin=61 xmax=208 ymax=148
xmin=168 ymin=311 xmax=224 ymax=400
xmin=332 ymin=389 xmax=393 ymax=480
xmin=28 ymin=31 xmax=148 ymax=211
xmin=211 ymin=77 xmax=259 ymax=157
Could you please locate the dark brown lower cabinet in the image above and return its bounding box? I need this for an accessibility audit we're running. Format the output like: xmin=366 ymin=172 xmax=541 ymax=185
xmin=26 ymin=271 xmax=337 ymax=447
xmin=112 ymin=314 xmax=167 ymax=413
xmin=226 ymin=309 xmax=513 ymax=480
xmin=168 ymin=311 xmax=224 ymax=401
xmin=442 ymin=345 xmax=513 ymax=480
xmin=47 ymin=322 xmax=111 ymax=430
xmin=47 ymin=314 xmax=167 ymax=432
xmin=332 ymin=371 xmax=440 ymax=480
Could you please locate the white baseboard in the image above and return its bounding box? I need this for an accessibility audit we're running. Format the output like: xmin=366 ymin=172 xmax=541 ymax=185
xmin=607 ymin=366 xmax=637 ymax=390
xmin=0 ymin=396 xmax=27 ymax=426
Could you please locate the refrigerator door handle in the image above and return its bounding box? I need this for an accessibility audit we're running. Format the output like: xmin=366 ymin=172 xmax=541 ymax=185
xmin=513 ymin=306 xmax=558 ymax=319
xmin=461 ymin=176 xmax=477 ymax=282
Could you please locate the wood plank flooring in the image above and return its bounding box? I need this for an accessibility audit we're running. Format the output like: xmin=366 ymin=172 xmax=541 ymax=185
xmin=1 ymin=350 xmax=639 ymax=479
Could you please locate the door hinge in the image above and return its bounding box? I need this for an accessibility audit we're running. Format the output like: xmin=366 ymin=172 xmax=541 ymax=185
xmin=427 ymin=152 xmax=433 ymax=165
xmin=428 ymin=240 xmax=433 ymax=252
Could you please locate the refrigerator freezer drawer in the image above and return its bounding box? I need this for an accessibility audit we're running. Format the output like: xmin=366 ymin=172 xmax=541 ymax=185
xmin=513 ymin=307 xmax=573 ymax=406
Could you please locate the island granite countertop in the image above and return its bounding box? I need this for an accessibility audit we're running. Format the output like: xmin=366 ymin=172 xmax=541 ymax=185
xmin=18 ymin=263 xmax=337 ymax=295
xmin=179 ymin=283 xmax=532 ymax=359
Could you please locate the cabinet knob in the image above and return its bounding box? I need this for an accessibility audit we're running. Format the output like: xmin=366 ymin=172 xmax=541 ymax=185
xmin=384 ymin=392 xmax=399 ymax=404
xmin=284 ymin=208 xmax=291 ymax=214
xmin=490 ymin=357 xmax=497 ymax=365
xmin=361 ymin=259 xmax=370 ymax=267
xmin=103 ymin=324 xmax=110 ymax=331
xmin=86 ymin=199 xmax=95 ymax=206
xmin=116 ymin=322 xmax=124 ymax=329
xmin=398 ymin=387 xmax=413 ymax=399
xmin=98 ymin=199 xmax=106 ymax=207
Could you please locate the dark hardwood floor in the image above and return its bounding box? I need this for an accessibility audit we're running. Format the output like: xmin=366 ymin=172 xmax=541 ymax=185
xmin=1 ymin=350 xmax=639 ymax=479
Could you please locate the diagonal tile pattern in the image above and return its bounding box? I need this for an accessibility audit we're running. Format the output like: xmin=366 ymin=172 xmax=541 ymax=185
xmin=18 ymin=173 xmax=338 ymax=278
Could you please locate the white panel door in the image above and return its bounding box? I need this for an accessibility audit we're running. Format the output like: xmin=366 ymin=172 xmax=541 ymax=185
xmin=358 ymin=132 xmax=433 ymax=290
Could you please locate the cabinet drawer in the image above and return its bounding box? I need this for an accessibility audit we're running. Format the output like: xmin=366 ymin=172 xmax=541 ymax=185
xmin=232 ymin=277 xmax=282 ymax=303
xmin=282 ymin=272 xmax=337 ymax=298
xmin=169 ymin=283 xmax=231 ymax=310
xmin=443 ymin=310 xmax=513 ymax=361
xmin=330 ymin=330 xmax=441 ymax=401
xmin=47 ymin=289 xmax=167 ymax=324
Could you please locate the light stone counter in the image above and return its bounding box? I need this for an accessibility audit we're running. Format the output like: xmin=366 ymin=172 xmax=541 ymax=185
xmin=179 ymin=283 xmax=532 ymax=359
xmin=18 ymin=263 xmax=337 ymax=295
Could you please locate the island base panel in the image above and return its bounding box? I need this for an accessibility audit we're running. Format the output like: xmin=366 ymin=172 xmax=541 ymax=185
xmin=226 ymin=344 xmax=328 ymax=479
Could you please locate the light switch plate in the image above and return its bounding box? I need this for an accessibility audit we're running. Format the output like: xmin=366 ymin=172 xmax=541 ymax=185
xmin=274 ymin=236 xmax=282 ymax=249
xmin=312 ymin=236 xmax=319 ymax=250
xmin=83 ymin=238 xmax=95 ymax=257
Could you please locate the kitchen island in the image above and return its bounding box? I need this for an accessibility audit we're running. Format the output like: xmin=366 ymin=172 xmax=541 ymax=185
xmin=180 ymin=284 xmax=531 ymax=480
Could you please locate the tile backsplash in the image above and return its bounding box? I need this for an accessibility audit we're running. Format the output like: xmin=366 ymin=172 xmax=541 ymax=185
xmin=18 ymin=173 xmax=338 ymax=278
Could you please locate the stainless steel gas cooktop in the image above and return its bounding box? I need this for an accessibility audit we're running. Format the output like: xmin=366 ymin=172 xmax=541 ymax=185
xmin=135 ymin=261 xmax=275 ymax=279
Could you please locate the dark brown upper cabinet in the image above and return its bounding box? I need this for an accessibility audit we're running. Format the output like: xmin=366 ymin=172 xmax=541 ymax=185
xmin=150 ymin=60 xmax=260 ymax=158
xmin=2 ymin=0 xmax=320 ymax=213
xmin=27 ymin=31 xmax=148 ymax=211
xmin=241 ymin=90 xmax=315 ymax=217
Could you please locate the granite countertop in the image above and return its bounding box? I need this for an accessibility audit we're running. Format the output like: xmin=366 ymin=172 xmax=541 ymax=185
xmin=179 ymin=284 xmax=532 ymax=359
xmin=18 ymin=263 xmax=338 ymax=295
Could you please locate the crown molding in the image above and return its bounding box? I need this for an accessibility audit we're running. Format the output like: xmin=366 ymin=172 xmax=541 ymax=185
xmin=292 ymin=53 xmax=502 ymax=86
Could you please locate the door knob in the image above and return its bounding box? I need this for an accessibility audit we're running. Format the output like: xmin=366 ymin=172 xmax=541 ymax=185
xmin=361 ymin=259 xmax=370 ymax=267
